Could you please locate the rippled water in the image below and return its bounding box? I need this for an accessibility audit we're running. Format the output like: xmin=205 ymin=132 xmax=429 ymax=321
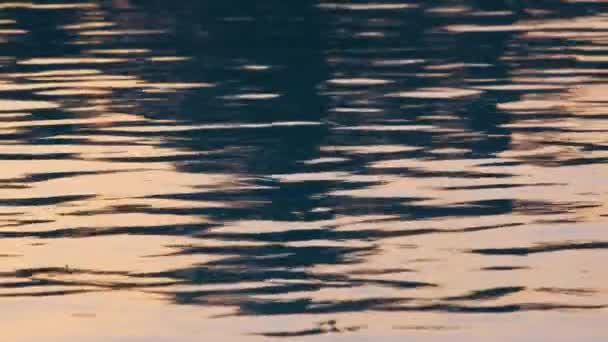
xmin=3 ymin=0 xmax=608 ymax=340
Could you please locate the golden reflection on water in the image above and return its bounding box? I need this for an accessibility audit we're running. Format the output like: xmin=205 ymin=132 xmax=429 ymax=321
xmin=1 ymin=0 xmax=608 ymax=341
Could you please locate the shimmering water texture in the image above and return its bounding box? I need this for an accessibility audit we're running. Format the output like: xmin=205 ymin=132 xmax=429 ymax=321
xmin=2 ymin=0 xmax=608 ymax=341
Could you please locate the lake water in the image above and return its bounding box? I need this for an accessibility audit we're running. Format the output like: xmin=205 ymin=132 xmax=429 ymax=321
xmin=1 ymin=0 xmax=608 ymax=340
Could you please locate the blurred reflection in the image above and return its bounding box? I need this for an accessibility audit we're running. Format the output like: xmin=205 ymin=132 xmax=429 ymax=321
xmin=1 ymin=0 xmax=608 ymax=340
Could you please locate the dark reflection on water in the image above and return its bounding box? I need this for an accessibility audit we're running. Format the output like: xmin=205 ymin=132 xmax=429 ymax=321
xmin=2 ymin=0 xmax=608 ymax=340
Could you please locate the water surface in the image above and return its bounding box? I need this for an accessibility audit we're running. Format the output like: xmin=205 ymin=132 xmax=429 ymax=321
xmin=2 ymin=0 xmax=608 ymax=341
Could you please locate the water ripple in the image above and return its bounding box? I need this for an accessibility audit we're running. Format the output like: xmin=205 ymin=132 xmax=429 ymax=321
xmin=1 ymin=0 xmax=608 ymax=341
